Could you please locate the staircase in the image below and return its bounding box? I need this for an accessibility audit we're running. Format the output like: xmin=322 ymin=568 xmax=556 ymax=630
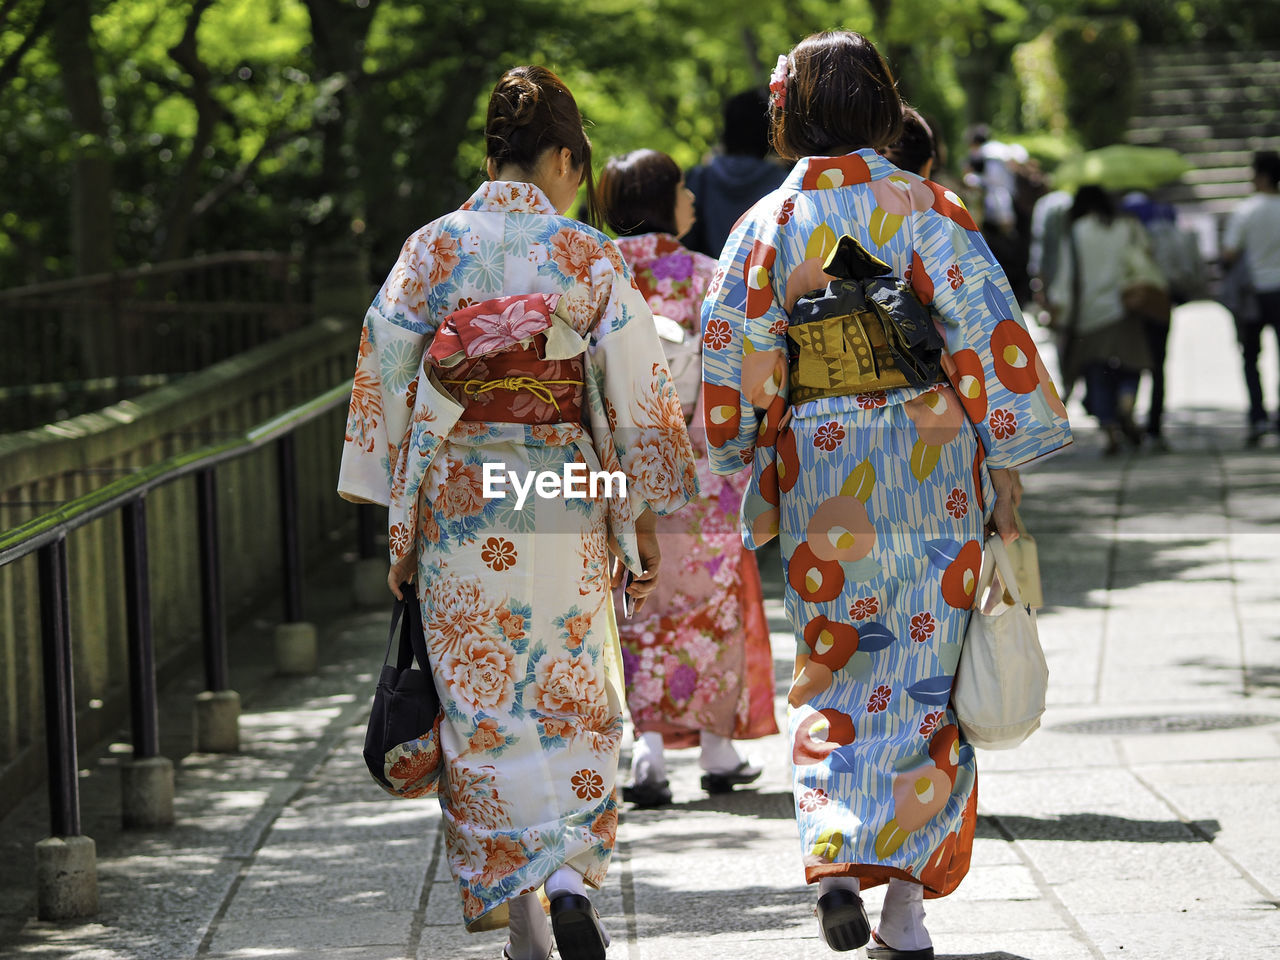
xmin=1127 ymin=48 xmax=1280 ymax=250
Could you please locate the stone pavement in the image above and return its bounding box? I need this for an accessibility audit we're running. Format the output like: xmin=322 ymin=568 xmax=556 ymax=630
xmin=2 ymin=299 xmax=1280 ymax=959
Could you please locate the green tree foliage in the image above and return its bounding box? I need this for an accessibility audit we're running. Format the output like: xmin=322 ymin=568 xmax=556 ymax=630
xmin=2 ymin=0 xmax=1278 ymax=288
xmin=1052 ymin=15 xmax=1140 ymax=150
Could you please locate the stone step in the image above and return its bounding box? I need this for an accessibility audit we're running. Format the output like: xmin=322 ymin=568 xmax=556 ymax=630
xmin=1139 ymin=48 xmax=1280 ymax=69
xmin=1132 ymin=100 xmax=1280 ymax=120
xmin=1123 ymin=48 xmax=1280 ymax=222
xmin=1136 ymin=81 xmax=1280 ymax=101
xmin=1127 ymin=138 xmax=1280 ymax=163
xmin=1166 ymin=180 xmax=1253 ymax=201
xmin=1175 ymin=198 xmax=1239 ymax=220
xmin=1140 ymin=65 xmax=1280 ymax=84
xmin=1128 ymin=120 xmax=1280 ymax=141
xmin=1137 ymin=69 xmax=1280 ymax=88
xmin=1183 ymin=165 xmax=1253 ymax=185
xmin=1141 ymin=92 xmax=1280 ymax=113
xmin=1178 ymin=144 xmax=1280 ymax=166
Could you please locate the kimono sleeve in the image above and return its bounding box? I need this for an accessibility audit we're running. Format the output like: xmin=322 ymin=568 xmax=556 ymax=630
xmin=698 ymin=215 xmax=791 ymax=476
xmin=917 ymin=209 xmax=1073 ymax=469
xmin=337 ymin=229 xmax=438 ymax=505
xmin=586 ymin=242 xmax=699 ymax=518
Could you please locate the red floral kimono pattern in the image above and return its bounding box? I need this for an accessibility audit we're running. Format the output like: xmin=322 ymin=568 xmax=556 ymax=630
xmin=338 ymin=182 xmax=697 ymax=929
xmin=614 ymin=233 xmax=777 ymax=744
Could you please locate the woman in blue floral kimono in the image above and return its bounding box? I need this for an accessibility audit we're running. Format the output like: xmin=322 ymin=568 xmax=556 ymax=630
xmin=339 ymin=67 xmax=697 ymax=960
xmin=701 ymin=33 xmax=1072 ymax=958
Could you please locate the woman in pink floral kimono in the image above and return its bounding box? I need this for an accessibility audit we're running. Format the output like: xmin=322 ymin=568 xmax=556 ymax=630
xmin=599 ymin=149 xmax=778 ymax=807
xmin=338 ymin=67 xmax=697 ymax=960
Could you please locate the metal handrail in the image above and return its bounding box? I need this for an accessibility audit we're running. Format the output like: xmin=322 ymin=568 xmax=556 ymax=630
xmin=0 ymin=381 xmax=352 ymax=565
xmin=0 ymin=379 xmax=354 ymax=840
xmin=0 ymin=251 xmax=301 ymax=301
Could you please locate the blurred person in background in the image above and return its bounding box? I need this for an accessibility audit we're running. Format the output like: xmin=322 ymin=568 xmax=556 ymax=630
xmin=1121 ymin=190 xmax=1207 ymax=450
xmin=883 ymin=106 xmax=937 ymax=178
xmin=600 ymin=148 xmax=777 ymax=809
xmin=1223 ymin=150 xmax=1280 ymax=446
xmin=967 ymin=125 xmax=1034 ymax=304
xmin=684 ymin=90 xmax=789 ymax=259
xmin=1049 ymin=185 xmax=1155 ymax=455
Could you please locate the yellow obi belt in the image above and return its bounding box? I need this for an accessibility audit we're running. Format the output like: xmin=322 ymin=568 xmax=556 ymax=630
xmin=786 ymin=235 xmax=944 ymax=404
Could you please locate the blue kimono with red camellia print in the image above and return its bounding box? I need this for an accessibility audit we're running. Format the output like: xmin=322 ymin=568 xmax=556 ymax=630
xmin=700 ymin=148 xmax=1072 ymax=896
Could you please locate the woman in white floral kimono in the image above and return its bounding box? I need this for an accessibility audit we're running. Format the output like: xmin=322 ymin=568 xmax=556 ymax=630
xmin=338 ymin=66 xmax=698 ymax=960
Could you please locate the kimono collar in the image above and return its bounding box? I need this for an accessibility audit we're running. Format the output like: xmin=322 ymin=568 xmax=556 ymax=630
xmin=463 ymin=180 xmax=559 ymax=215
xmin=783 ymin=147 xmax=901 ymax=192
xmin=614 ymin=232 xmax=685 ymax=258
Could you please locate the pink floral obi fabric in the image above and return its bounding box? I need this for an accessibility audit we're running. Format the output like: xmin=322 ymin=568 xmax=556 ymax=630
xmin=427 ymin=293 xmax=585 ymax=425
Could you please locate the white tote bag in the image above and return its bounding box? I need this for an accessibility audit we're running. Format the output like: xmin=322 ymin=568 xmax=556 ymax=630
xmin=652 ymin=313 xmax=702 ymax=422
xmin=953 ymin=536 xmax=1048 ymax=750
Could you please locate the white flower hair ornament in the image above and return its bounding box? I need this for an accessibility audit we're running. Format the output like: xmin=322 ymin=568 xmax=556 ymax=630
xmin=769 ymin=54 xmax=791 ymax=110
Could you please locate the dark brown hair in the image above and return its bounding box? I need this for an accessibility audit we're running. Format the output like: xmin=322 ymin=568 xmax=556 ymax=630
xmin=1254 ymin=150 xmax=1280 ymax=188
xmin=770 ymin=31 xmax=904 ymax=162
xmin=600 ymin=149 xmax=682 ymax=237
xmin=884 ymin=106 xmax=936 ymax=176
xmin=1070 ymin=184 xmax=1115 ymax=224
xmin=485 ymin=65 xmax=601 ymax=228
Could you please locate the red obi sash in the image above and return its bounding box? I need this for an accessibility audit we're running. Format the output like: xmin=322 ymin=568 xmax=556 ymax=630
xmin=427 ymin=293 xmax=585 ymax=425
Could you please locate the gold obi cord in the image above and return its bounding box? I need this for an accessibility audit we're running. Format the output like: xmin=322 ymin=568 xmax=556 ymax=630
xmin=440 ymin=376 xmax=583 ymax=413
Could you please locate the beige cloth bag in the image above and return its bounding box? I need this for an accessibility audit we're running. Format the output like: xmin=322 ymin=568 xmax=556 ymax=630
xmin=1000 ymin=509 xmax=1043 ymax=609
xmin=954 ymin=536 xmax=1049 ymax=750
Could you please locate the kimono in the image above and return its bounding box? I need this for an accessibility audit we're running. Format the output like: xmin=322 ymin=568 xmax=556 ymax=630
xmin=612 ymin=233 xmax=777 ymax=745
xmin=701 ymin=149 xmax=1072 ymax=896
xmin=339 ymin=181 xmax=698 ymax=928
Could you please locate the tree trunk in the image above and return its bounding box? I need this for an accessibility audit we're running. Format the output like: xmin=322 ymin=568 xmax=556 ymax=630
xmin=154 ymin=0 xmax=221 ymax=263
xmin=303 ymin=0 xmax=382 ymax=248
xmin=49 ymin=0 xmax=114 ymax=276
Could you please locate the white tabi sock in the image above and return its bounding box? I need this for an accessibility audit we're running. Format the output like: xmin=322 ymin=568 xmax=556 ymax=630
xmin=818 ymin=875 xmax=860 ymax=897
xmin=545 ymin=865 xmax=586 ymax=900
xmin=631 ymin=730 xmax=666 ymax=783
xmin=545 ymin=866 xmax=610 ymax=947
xmin=878 ymin=877 xmax=931 ymax=951
xmin=698 ymin=730 xmax=745 ymax=773
xmin=505 ymin=891 xmax=551 ymax=960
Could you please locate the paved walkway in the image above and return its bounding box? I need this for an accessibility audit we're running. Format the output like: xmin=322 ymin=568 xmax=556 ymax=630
xmin=3 ymin=301 xmax=1280 ymax=959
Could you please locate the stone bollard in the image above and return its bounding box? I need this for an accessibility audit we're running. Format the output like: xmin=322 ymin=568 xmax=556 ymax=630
xmin=353 ymin=558 xmax=389 ymax=608
xmin=274 ymin=621 xmax=318 ymax=675
xmin=120 ymin=756 xmax=175 ymax=828
xmin=194 ymin=689 xmax=241 ymax=752
xmin=35 ymin=835 xmax=99 ymax=920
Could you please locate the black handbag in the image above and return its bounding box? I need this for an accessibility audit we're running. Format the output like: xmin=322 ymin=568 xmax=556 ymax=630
xmin=363 ymin=587 xmax=444 ymax=798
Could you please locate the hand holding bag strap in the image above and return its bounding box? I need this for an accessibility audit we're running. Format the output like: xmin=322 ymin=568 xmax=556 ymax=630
xmin=976 ymin=535 xmax=1025 ymax=610
xmin=401 ymin=590 xmax=433 ymax=674
xmin=1013 ymin=507 xmax=1031 ymax=540
xmin=383 ymin=598 xmax=413 ymax=671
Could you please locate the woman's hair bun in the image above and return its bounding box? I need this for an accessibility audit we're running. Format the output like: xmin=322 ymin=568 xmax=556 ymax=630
xmin=492 ymin=72 xmax=542 ymax=130
xmin=483 ymin=65 xmax=603 ymax=228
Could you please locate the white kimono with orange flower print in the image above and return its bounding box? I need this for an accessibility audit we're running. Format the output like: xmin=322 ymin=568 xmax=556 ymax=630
xmin=338 ymin=181 xmax=698 ymax=930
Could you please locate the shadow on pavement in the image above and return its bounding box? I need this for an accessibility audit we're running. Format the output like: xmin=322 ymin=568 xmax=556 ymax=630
xmin=980 ymin=813 xmax=1220 ymax=843
xmin=1176 ymin=656 xmax=1280 ymax=695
